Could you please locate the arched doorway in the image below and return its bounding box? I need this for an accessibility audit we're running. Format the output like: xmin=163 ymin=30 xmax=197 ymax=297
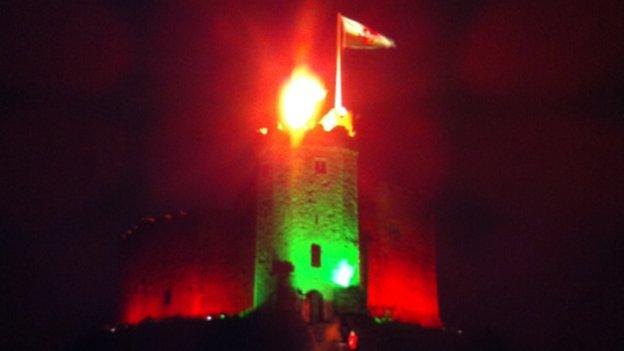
xmin=306 ymin=290 xmax=324 ymax=323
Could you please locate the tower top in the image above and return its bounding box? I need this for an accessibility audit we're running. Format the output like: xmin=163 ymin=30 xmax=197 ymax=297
xmin=259 ymin=124 xmax=357 ymax=151
xmin=274 ymin=65 xmax=355 ymax=147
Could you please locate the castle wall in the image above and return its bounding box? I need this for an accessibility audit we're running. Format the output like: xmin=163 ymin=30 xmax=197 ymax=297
xmin=361 ymin=182 xmax=442 ymax=326
xmin=119 ymin=130 xmax=441 ymax=328
xmin=120 ymin=212 xmax=253 ymax=324
xmin=255 ymin=141 xmax=359 ymax=306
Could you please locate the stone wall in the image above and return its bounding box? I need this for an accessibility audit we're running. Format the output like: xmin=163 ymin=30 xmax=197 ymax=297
xmin=362 ymin=182 xmax=442 ymax=326
xmin=120 ymin=210 xmax=253 ymax=324
xmin=255 ymin=136 xmax=359 ymax=307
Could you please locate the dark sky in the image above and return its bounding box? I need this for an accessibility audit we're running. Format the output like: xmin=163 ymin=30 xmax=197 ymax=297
xmin=2 ymin=0 xmax=624 ymax=350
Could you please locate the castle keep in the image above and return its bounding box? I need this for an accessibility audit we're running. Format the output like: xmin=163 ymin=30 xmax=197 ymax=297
xmin=254 ymin=129 xmax=360 ymax=316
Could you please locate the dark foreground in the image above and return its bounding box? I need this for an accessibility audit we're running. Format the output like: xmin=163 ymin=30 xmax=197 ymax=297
xmin=64 ymin=310 xmax=504 ymax=351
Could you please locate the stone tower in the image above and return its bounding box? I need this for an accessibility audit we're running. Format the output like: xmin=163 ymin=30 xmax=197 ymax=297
xmin=254 ymin=129 xmax=359 ymax=313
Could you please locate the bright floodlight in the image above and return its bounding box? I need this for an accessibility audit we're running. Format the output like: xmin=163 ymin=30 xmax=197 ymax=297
xmin=332 ymin=259 xmax=355 ymax=287
xmin=279 ymin=66 xmax=326 ymax=136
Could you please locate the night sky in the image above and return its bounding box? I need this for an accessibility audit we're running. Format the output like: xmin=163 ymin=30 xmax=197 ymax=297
xmin=2 ymin=0 xmax=623 ymax=350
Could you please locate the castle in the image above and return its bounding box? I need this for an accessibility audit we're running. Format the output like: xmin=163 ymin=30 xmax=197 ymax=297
xmin=120 ymin=123 xmax=441 ymax=327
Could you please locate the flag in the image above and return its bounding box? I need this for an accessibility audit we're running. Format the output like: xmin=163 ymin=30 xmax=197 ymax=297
xmin=341 ymin=15 xmax=396 ymax=49
xmin=332 ymin=13 xmax=395 ymax=116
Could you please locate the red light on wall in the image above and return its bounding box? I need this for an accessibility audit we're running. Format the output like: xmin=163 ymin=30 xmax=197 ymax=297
xmin=363 ymin=206 xmax=442 ymax=327
xmin=122 ymin=273 xmax=250 ymax=324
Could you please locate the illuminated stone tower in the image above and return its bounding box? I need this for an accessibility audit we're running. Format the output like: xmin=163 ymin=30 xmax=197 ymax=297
xmin=254 ymin=129 xmax=360 ymax=311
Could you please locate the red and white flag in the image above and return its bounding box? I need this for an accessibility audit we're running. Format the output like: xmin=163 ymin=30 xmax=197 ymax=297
xmin=341 ymin=15 xmax=396 ymax=49
xmin=332 ymin=13 xmax=395 ymax=115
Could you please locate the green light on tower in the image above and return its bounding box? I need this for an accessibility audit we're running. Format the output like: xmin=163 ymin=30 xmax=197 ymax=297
xmin=254 ymin=140 xmax=360 ymax=306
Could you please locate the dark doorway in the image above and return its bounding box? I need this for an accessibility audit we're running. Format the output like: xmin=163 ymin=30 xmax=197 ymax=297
xmin=306 ymin=290 xmax=324 ymax=323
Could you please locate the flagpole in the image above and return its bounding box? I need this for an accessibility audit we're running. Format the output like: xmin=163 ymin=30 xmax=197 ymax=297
xmin=335 ymin=12 xmax=342 ymax=111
